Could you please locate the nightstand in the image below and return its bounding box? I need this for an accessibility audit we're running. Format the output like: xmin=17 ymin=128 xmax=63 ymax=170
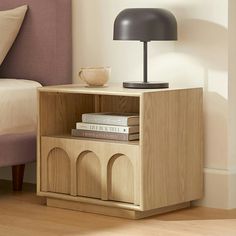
xmin=37 ymin=84 xmax=203 ymax=219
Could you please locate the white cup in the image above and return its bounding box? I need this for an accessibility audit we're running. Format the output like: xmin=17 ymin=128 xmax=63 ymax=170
xmin=79 ymin=67 xmax=111 ymax=87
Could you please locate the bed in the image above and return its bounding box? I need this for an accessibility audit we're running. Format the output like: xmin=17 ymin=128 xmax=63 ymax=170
xmin=0 ymin=0 xmax=72 ymax=190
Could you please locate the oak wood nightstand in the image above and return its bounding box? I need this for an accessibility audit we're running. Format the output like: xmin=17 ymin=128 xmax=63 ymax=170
xmin=37 ymin=84 xmax=203 ymax=219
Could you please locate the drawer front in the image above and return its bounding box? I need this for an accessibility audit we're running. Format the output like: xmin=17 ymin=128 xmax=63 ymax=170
xmin=40 ymin=136 xmax=140 ymax=205
xmin=46 ymin=147 xmax=71 ymax=194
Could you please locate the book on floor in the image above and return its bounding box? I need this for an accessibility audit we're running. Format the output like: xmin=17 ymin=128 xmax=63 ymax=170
xmin=82 ymin=112 xmax=139 ymax=126
xmin=76 ymin=122 xmax=139 ymax=134
xmin=71 ymin=129 xmax=139 ymax=141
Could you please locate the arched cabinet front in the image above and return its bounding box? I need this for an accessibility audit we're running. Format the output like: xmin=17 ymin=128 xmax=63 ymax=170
xmin=76 ymin=151 xmax=102 ymax=199
xmin=47 ymin=148 xmax=71 ymax=194
xmin=108 ymin=154 xmax=134 ymax=204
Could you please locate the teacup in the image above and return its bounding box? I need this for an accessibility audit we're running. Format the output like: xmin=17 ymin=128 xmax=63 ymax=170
xmin=79 ymin=67 xmax=111 ymax=87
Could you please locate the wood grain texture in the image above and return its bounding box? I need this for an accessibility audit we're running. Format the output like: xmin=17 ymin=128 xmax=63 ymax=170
xmin=39 ymin=92 xmax=95 ymax=136
xmin=108 ymin=154 xmax=134 ymax=203
xmin=47 ymin=198 xmax=139 ymax=219
xmin=38 ymin=91 xmax=95 ymax=195
xmin=38 ymin=85 xmax=203 ymax=218
xmin=47 ymin=198 xmax=190 ymax=219
xmin=38 ymin=191 xmax=140 ymax=211
xmin=100 ymin=95 xmax=139 ymax=113
xmin=77 ymin=151 xmax=102 ymax=199
xmin=94 ymin=95 xmax=102 ymax=112
xmin=47 ymin=148 xmax=70 ymax=194
xmin=38 ymin=83 xmax=201 ymax=97
xmin=40 ymin=136 xmax=140 ymax=205
xmin=140 ymin=89 xmax=203 ymax=210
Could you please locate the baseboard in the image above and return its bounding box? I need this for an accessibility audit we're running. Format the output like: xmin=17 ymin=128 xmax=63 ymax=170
xmin=193 ymin=168 xmax=236 ymax=209
xmin=229 ymin=170 xmax=236 ymax=209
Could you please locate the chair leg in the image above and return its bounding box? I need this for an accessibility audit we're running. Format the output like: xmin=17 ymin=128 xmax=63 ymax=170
xmin=12 ymin=164 xmax=25 ymax=191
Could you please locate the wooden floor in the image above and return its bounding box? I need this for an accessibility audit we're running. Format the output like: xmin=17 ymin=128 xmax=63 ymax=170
xmin=0 ymin=180 xmax=236 ymax=236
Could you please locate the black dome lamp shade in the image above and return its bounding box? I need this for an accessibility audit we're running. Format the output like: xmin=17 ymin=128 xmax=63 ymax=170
xmin=113 ymin=8 xmax=178 ymax=89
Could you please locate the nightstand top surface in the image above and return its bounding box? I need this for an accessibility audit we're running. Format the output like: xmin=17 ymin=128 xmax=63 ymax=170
xmin=38 ymin=83 xmax=202 ymax=96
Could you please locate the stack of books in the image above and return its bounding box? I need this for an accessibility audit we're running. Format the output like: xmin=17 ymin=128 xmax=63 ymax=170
xmin=72 ymin=112 xmax=139 ymax=141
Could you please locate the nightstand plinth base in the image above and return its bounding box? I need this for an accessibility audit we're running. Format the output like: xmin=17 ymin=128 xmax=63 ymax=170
xmin=46 ymin=198 xmax=190 ymax=219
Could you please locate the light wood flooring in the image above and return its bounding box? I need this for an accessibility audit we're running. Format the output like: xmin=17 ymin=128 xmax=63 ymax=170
xmin=0 ymin=180 xmax=236 ymax=236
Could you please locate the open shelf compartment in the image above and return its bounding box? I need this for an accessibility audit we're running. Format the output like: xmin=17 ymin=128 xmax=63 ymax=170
xmin=39 ymin=92 xmax=140 ymax=138
xmin=38 ymin=91 xmax=141 ymax=206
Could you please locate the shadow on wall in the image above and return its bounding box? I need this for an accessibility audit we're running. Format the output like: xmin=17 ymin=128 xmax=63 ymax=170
xmin=152 ymin=17 xmax=228 ymax=169
xmin=178 ymin=18 xmax=227 ymax=70
xmin=151 ymin=19 xmax=227 ymax=84
xmin=178 ymin=18 xmax=228 ymax=169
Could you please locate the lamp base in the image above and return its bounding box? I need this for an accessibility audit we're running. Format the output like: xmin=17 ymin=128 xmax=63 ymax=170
xmin=123 ymin=81 xmax=169 ymax=89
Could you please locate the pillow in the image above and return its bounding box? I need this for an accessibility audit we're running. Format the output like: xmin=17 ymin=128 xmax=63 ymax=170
xmin=0 ymin=5 xmax=28 ymax=65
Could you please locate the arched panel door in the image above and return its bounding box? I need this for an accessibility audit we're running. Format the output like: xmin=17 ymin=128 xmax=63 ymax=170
xmin=108 ymin=154 xmax=134 ymax=203
xmin=77 ymin=151 xmax=102 ymax=199
xmin=47 ymin=148 xmax=71 ymax=194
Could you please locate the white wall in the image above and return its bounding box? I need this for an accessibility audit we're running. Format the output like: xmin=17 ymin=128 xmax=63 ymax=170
xmin=229 ymin=0 xmax=236 ymax=171
xmin=228 ymin=0 xmax=236 ymax=208
xmin=72 ymin=0 xmax=235 ymax=208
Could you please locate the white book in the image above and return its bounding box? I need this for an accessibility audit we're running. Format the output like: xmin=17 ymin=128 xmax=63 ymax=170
xmin=82 ymin=112 xmax=139 ymax=126
xmin=76 ymin=122 xmax=139 ymax=134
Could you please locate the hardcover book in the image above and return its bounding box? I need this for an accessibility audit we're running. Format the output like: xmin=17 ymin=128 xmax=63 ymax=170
xmin=82 ymin=112 xmax=139 ymax=126
xmin=71 ymin=129 xmax=139 ymax=141
xmin=76 ymin=123 xmax=139 ymax=134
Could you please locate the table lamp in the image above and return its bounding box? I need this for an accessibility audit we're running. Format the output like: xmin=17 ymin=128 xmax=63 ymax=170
xmin=113 ymin=8 xmax=178 ymax=89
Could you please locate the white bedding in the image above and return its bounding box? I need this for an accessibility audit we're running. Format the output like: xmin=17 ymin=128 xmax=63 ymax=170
xmin=0 ymin=79 xmax=42 ymax=135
